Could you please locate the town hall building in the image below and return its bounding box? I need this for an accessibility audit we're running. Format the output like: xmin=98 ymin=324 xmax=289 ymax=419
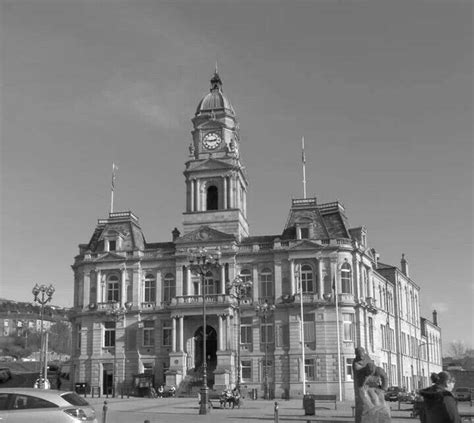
xmin=70 ymin=71 xmax=442 ymax=400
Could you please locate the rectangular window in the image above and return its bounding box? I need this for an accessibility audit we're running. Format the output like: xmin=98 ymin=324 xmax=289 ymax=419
xmin=303 ymin=314 xmax=315 ymax=343
xmin=240 ymin=317 xmax=252 ymax=345
xmin=109 ymin=240 xmax=116 ymax=251
xmin=241 ymin=360 xmax=252 ymax=381
xmin=346 ymin=358 xmax=353 ymax=381
xmin=276 ymin=323 xmax=289 ymax=348
xmin=261 ymin=323 xmax=274 ymax=344
xmin=300 ymin=227 xmax=310 ymax=239
xmin=162 ymin=321 xmax=172 ymax=347
xmin=143 ymin=320 xmax=155 ymax=347
xmin=368 ymin=317 xmax=374 ymax=352
xmin=144 ymin=281 xmax=156 ymax=303
xmin=305 ymin=358 xmax=316 ymax=381
xmin=104 ymin=321 xmax=116 ymax=347
xmin=107 ymin=281 xmax=120 ymax=302
xmin=143 ymin=363 xmax=153 ymax=376
xmin=342 ymin=313 xmax=354 ymax=341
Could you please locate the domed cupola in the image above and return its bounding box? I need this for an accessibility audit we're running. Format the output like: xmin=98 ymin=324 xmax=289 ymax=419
xmin=195 ymin=71 xmax=235 ymax=117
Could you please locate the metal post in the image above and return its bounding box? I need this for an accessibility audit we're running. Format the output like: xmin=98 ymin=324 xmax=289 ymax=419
xmin=102 ymin=401 xmax=108 ymax=423
xmin=274 ymin=401 xmax=279 ymax=423
xmin=200 ymin=272 xmax=208 ymax=415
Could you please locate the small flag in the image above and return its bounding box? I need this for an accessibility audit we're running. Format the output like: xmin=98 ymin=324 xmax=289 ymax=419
xmin=112 ymin=163 xmax=118 ymax=190
xmin=301 ymin=137 xmax=306 ymax=164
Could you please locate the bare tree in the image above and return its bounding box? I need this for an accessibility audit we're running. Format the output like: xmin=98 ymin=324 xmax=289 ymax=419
xmin=448 ymin=340 xmax=468 ymax=359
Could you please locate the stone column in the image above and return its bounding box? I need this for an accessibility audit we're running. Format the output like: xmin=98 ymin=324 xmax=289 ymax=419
xmin=331 ymin=258 xmax=338 ymax=295
xmin=252 ymin=264 xmax=259 ymax=300
xmin=290 ymin=260 xmax=295 ymax=294
xmin=186 ymin=267 xmax=192 ymax=296
xmin=226 ymin=314 xmax=231 ymax=350
xmin=120 ymin=266 xmax=127 ymax=306
xmin=223 ymin=176 xmax=228 ymax=209
xmin=172 ymin=317 xmax=177 ymax=353
xmin=196 ymin=179 xmax=200 ymax=211
xmin=179 ymin=316 xmax=184 ymax=352
xmin=274 ymin=261 xmax=282 ymax=300
xmin=83 ymin=271 xmax=91 ymax=307
xmin=218 ymin=315 xmax=224 ymax=351
xmin=318 ymin=260 xmax=323 ymax=297
xmin=220 ymin=265 xmax=226 ymax=294
xmin=97 ymin=270 xmax=103 ymax=303
xmin=176 ymin=265 xmax=183 ymax=296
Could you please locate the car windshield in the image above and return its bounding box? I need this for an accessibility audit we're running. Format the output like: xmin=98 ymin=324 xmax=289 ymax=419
xmin=61 ymin=392 xmax=90 ymax=406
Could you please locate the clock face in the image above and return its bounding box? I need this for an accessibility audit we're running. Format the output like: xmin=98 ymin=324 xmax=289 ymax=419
xmin=202 ymin=132 xmax=221 ymax=150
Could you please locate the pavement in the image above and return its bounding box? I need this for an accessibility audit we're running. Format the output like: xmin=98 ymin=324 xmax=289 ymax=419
xmin=83 ymin=395 xmax=474 ymax=423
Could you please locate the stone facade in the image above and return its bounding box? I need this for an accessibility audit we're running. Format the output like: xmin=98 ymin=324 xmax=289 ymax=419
xmin=70 ymin=71 xmax=441 ymax=400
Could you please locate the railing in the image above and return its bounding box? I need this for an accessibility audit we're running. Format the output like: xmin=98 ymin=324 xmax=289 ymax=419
xmin=292 ymin=198 xmax=317 ymax=207
xmin=171 ymin=294 xmax=231 ymax=305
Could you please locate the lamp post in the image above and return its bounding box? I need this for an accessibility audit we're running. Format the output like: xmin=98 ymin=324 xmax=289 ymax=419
xmin=226 ymin=275 xmax=252 ymax=389
xmin=188 ymin=247 xmax=221 ymax=415
xmin=32 ymin=283 xmax=55 ymax=389
xmin=255 ymin=300 xmax=275 ymax=400
xmin=105 ymin=304 xmax=127 ymax=398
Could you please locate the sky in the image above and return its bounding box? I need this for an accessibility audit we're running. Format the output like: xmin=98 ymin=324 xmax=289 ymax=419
xmin=1 ymin=0 xmax=472 ymax=353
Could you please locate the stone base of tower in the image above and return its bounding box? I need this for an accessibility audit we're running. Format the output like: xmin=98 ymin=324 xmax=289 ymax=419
xmin=183 ymin=209 xmax=249 ymax=240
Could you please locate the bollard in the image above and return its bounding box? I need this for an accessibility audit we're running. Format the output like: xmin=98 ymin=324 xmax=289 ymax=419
xmin=274 ymin=401 xmax=279 ymax=423
xmin=144 ymin=420 xmax=150 ymax=423
xmin=102 ymin=401 xmax=108 ymax=423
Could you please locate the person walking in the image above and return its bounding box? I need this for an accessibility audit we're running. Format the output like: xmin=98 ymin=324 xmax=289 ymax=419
xmin=419 ymin=371 xmax=460 ymax=423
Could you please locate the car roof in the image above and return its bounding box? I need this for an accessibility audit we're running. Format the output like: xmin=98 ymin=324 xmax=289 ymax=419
xmin=0 ymin=387 xmax=74 ymax=400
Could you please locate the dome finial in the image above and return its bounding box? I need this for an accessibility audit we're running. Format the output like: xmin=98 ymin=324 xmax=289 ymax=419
xmin=210 ymin=62 xmax=223 ymax=92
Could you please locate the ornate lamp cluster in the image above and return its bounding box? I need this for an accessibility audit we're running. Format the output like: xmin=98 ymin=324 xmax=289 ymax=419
xmin=255 ymin=300 xmax=276 ymax=400
xmin=188 ymin=247 xmax=221 ymax=415
xmin=32 ymin=283 xmax=55 ymax=389
xmin=227 ymin=275 xmax=253 ymax=389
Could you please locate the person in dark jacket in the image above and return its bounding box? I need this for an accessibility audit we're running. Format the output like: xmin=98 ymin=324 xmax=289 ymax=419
xmin=419 ymin=371 xmax=460 ymax=423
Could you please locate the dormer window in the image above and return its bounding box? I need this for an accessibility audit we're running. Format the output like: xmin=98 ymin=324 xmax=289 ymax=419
xmin=300 ymin=227 xmax=310 ymax=239
xmin=109 ymin=240 xmax=116 ymax=251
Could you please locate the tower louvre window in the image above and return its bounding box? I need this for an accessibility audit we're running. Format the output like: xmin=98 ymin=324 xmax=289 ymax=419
xmin=206 ymin=185 xmax=218 ymax=210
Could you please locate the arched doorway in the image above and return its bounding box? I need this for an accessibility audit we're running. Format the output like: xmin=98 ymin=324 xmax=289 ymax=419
xmin=194 ymin=326 xmax=218 ymax=386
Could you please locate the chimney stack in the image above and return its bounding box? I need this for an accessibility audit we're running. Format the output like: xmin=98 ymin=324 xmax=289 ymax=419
xmin=371 ymin=248 xmax=380 ymax=267
xmin=432 ymin=310 xmax=438 ymax=326
xmin=172 ymin=227 xmax=181 ymax=241
xmin=401 ymin=253 xmax=409 ymax=277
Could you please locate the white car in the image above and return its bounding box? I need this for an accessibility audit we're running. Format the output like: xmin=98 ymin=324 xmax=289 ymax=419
xmin=0 ymin=387 xmax=97 ymax=422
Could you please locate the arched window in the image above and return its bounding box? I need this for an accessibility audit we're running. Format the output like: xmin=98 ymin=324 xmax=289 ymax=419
xmin=206 ymin=185 xmax=218 ymax=210
xmin=163 ymin=273 xmax=176 ymax=303
xmin=301 ymin=264 xmax=314 ymax=293
xmin=259 ymin=268 xmax=273 ymax=299
xmin=340 ymin=262 xmax=352 ymax=294
xmin=144 ymin=273 xmax=156 ymax=303
xmin=107 ymin=274 xmax=120 ymax=302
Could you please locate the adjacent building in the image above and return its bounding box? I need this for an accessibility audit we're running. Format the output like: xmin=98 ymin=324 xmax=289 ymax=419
xmin=70 ymin=71 xmax=441 ymax=400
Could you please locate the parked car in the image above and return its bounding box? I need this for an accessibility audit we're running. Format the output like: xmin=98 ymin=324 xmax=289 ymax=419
xmin=398 ymin=390 xmax=416 ymax=403
xmin=0 ymin=387 xmax=98 ymax=422
xmin=453 ymin=387 xmax=472 ymax=402
xmin=385 ymin=386 xmax=404 ymax=402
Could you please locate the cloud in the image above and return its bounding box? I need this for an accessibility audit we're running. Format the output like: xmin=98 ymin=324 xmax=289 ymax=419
xmin=103 ymin=76 xmax=179 ymax=129
xmin=431 ymin=302 xmax=449 ymax=313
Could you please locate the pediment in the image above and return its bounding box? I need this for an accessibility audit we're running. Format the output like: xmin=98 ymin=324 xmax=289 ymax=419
xmin=288 ymin=240 xmax=323 ymax=251
xmin=176 ymin=226 xmax=236 ymax=244
xmin=187 ymin=158 xmax=235 ymax=172
xmin=93 ymin=252 xmax=125 ymax=262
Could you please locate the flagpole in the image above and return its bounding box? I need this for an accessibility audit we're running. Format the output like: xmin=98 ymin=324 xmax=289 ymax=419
xmin=110 ymin=163 xmax=117 ymax=214
xmin=301 ymin=137 xmax=307 ymax=199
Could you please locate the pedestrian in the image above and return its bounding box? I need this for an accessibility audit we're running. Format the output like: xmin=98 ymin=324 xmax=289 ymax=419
xmin=56 ymin=371 xmax=62 ymax=390
xmin=419 ymin=371 xmax=460 ymax=423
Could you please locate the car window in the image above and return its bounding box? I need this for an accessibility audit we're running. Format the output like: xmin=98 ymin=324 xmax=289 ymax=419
xmin=0 ymin=393 xmax=10 ymax=410
xmin=12 ymin=394 xmax=58 ymax=410
xmin=61 ymin=392 xmax=90 ymax=406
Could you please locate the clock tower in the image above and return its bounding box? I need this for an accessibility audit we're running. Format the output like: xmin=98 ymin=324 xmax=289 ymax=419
xmin=183 ymin=71 xmax=249 ymax=240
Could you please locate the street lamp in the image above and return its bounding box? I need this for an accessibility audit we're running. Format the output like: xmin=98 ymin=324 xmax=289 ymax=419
xmin=105 ymin=304 xmax=128 ymax=398
xmin=226 ymin=275 xmax=252 ymax=389
xmin=188 ymin=247 xmax=221 ymax=415
xmin=255 ymin=300 xmax=275 ymax=400
xmin=32 ymin=283 xmax=55 ymax=389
